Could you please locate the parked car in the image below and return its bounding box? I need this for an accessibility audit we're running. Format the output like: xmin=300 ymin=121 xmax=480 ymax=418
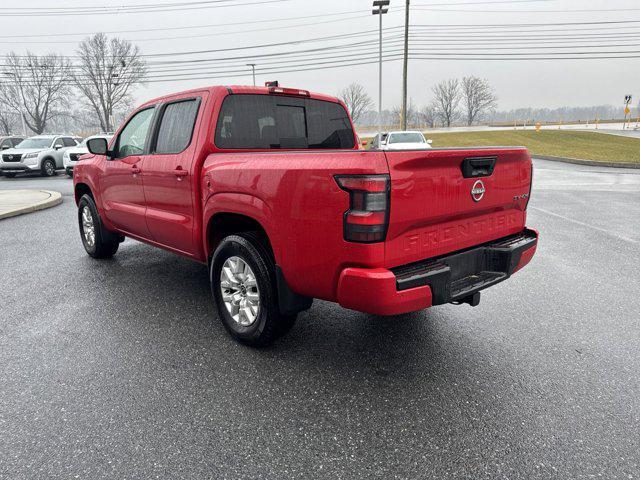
xmin=63 ymin=134 xmax=112 ymax=177
xmin=0 ymin=135 xmax=80 ymax=177
xmin=370 ymin=131 xmax=433 ymax=150
xmin=74 ymin=84 xmax=537 ymax=347
xmin=0 ymin=135 xmax=25 ymax=150
xmin=0 ymin=135 xmax=24 ymax=176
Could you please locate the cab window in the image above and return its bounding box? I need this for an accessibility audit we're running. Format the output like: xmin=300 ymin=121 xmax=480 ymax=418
xmin=115 ymin=107 xmax=155 ymax=159
xmin=215 ymin=94 xmax=355 ymax=150
xmin=63 ymin=137 xmax=77 ymax=147
xmin=154 ymin=99 xmax=200 ymax=154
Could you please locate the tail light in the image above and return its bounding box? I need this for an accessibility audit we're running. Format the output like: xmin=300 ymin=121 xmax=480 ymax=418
xmin=268 ymin=86 xmax=310 ymax=97
xmin=526 ymin=163 xmax=534 ymax=210
xmin=335 ymin=174 xmax=390 ymax=243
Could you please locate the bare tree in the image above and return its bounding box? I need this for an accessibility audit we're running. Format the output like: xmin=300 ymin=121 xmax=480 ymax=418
xmin=338 ymin=83 xmax=373 ymax=123
xmin=73 ymin=33 xmax=146 ymax=133
xmin=391 ymin=98 xmax=418 ymax=128
xmin=432 ymin=79 xmax=461 ymax=127
xmin=462 ymin=76 xmax=498 ymax=126
xmin=0 ymin=108 xmax=18 ymax=135
xmin=418 ymin=103 xmax=437 ymax=128
xmin=0 ymin=52 xmax=70 ymax=134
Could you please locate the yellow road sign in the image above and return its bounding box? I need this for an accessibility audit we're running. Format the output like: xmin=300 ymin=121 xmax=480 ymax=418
xmin=625 ymin=106 xmax=631 ymax=115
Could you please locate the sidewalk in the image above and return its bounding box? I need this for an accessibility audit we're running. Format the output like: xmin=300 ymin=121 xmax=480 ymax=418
xmin=0 ymin=190 xmax=63 ymax=220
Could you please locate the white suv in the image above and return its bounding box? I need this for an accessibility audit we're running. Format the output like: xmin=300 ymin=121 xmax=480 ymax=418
xmin=63 ymin=134 xmax=112 ymax=177
xmin=370 ymin=131 xmax=433 ymax=150
xmin=0 ymin=135 xmax=81 ymax=178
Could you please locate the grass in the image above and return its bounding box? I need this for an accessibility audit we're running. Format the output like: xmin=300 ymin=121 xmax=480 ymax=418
xmin=365 ymin=130 xmax=640 ymax=164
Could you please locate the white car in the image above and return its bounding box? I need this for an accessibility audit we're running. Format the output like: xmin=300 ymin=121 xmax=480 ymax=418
xmin=63 ymin=134 xmax=112 ymax=177
xmin=370 ymin=131 xmax=433 ymax=150
xmin=0 ymin=135 xmax=81 ymax=178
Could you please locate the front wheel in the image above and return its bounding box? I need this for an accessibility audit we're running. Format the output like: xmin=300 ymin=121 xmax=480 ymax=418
xmin=41 ymin=159 xmax=56 ymax=177
xmin=77 ymin=194 xmax=120 ymax=258
xmin=210 ymin=233 xmax=296 ymax=347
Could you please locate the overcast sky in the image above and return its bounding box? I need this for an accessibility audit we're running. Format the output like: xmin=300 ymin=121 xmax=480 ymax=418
xmin=0 ymin=0 xmax=638 ymax=112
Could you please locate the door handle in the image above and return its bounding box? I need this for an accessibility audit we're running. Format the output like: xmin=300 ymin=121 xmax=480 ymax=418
xmin=173 ymin=167 xmax=188 ymax=177
xmin=131 ymin=166 xmax=142 ymax=175
xmin=461 ymin=156 xmax=497 ymax=178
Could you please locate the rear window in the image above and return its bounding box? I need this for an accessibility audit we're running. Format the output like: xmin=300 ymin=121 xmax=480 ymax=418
xmin=389 ymin=133 xmax=425 ymax=144
xmin=215 ymin=94 xmax=355 ymax=150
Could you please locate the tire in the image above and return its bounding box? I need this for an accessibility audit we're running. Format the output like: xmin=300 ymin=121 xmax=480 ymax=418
xmin=4 ymin=172 xmax=16 ymax=178
xmin=77 ymin=194 xmax=120 ymax=259
xmin=41 ymin=158 xmax=56 ymax=177
xmin=210 ymin=232 xmax=297 ymax=347
xmin=66 ymin=168 xmax=73 ymax=178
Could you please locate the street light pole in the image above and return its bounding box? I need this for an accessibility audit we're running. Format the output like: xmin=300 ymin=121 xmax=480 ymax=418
xmin=372 ymin=1 xmax=390 ymax=141
xmin=247 ymin=64 xmax=257 ymax=86
xmin=401 ymin=0 xmax=410 ymax=131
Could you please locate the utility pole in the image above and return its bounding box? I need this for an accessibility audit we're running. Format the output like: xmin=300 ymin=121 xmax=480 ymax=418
xmin=247 ymin=64 xmax=257 ymax=86
xmin=373 ymin=1 xmax=390 ymax=140
xmin=401 ymin=0 xmax=410 ymax=130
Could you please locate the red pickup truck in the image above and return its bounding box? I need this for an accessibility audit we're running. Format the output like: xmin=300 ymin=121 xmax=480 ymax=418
xmin=74 ymin=85 xmax=537 ymax=346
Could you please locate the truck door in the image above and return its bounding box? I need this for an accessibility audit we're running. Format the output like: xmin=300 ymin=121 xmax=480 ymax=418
xmin=100 ymin=106 xmax=155 ymax=239
xmin=141 ymin=96 xmax=203 ymax=256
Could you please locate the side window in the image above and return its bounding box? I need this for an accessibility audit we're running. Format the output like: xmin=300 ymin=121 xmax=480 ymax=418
xmin=53 ymin=138 xmax=64 ymax=149
xmin=154 ymin=99 xmax=199 ymax=154
xmin=115 ymin=107 xmax=155 ymax=159
xmin=63 ymin=137 xmax=76 ymax=147
xmin=11 ymin=138 xmax=22 ymax=147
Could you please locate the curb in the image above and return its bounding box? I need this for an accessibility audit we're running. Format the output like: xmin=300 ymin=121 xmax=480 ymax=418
xmin=534 ymin=155 xmax=640 ymax=169
xmin=0 ymin=190 xmax=63 ymax=220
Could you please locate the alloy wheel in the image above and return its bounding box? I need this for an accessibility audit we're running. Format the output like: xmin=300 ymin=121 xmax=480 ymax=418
xmin=220 ymin=256 xmax=260 ymax=326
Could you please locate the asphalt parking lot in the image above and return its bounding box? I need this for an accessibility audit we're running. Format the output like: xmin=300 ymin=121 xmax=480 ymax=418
xmin=1 ymin=159 xmax=639 ymax=479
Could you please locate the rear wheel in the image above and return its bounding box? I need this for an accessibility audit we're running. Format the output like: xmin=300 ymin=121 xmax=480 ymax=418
xmin=210 ymin=233 xmax=296 ymax=347
xmin=41 ymin=159 xmax=56 ymax=177
xmin=77 ymin=194 xmax=120 ymax=258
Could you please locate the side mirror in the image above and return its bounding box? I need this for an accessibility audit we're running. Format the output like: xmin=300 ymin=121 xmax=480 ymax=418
xmin=1 ymin=144 xmax=10 ymax=150
xmin=362 ymin=140 xmax=368 ymax=146
xmin=427 ymin=139 xmax=433 ymax=145
xmin=53 ymin=143 xmax=63 ymax=150
xmin=87 ymin=137 xmax=109 ymax=156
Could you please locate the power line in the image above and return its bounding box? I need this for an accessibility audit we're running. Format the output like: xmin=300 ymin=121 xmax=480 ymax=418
xmin=0 ymin=13 xmax=370 ymax=45
xmin=0 ymin=0 xmax=290 ymax=17
xmin=413 ymin=0 xmax=552 ymax=5
xmin=6 ymin=43 xmax=639 ymax=87
xmin=0 ymin=9 xmax=368 ymax=39
xmin=413 ymin=6 xmax=640 ymax=13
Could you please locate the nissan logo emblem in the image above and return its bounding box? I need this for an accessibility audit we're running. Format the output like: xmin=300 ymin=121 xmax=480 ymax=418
xmin=471 ymin=180 xmax=486 ymax=202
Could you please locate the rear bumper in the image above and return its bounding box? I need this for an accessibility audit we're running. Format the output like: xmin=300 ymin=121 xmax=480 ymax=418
xmin=337 ymin=228 xmax=538 ymax=316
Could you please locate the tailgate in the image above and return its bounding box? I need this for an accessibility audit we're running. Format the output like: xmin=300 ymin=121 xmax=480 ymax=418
xmin=384 ymin=147 xmax=532 ymax=267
